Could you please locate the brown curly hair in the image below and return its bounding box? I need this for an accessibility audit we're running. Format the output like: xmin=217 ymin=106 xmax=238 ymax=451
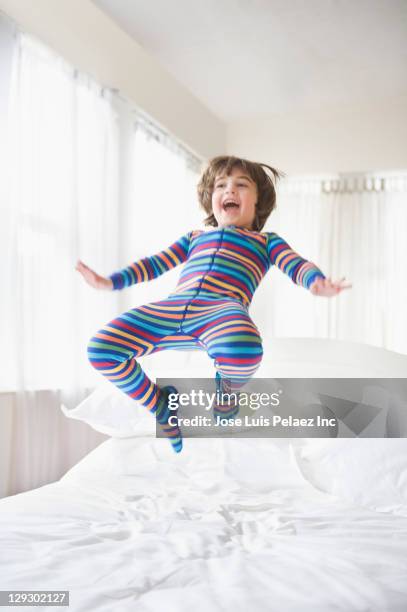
xmin=197 ymin=155 xmax=285 ymax=231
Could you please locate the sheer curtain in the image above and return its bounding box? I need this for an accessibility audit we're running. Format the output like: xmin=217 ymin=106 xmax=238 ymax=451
xmin=119 ymin=115 xmax=204 ymax=309
xmin=0 ymin=27 xmax=121 ymax=497
xmin=0 ymin=19 xmax=202 ymax=497
xmin=255 ymin=173 xmax=407 ymax=355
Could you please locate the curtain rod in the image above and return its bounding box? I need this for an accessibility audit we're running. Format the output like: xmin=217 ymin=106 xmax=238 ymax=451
xmin=279 ymin=172 xmax=407 ymax=194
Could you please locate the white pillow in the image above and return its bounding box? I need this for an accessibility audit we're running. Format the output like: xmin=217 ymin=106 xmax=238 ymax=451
xmin=293 ymin=438 xmax=407 ymax=516
xmin=60 ymin=380 xmax=271 ymax=438
xmin=61 ymin=434 xmax=309 ymax=493
xmin=60 ymin=382 xmax=155 ymax=438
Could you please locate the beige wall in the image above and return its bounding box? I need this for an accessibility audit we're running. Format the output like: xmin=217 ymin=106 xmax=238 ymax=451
xmin=227 ymin=95 xmax=407 ymax=174
xmin=0 ymin=0 xmax=225 ymax=160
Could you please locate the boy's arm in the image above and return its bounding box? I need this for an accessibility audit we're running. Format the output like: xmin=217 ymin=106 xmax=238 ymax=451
xmin=266 ymin=232 xmax=326 ymax=290
xmin=109 ymin=232 xmax=191 ymax=290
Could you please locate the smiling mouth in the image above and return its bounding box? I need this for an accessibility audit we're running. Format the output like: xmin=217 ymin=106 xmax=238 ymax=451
xmin=222 ymin=202 xmax=240 ymax=211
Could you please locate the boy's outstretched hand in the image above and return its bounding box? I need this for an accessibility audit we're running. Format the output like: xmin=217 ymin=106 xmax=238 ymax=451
xmin=309 ymin=276 xmax=352 ymax=297
xmin=75 ymin=260 xmax=113 ymax=290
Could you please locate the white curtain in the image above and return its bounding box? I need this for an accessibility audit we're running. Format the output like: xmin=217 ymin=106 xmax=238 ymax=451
xmin=0 ymin=19 xmax=202 ymax=497
xmin=255 ymin=174 xmax=407 ymax=355
xmin=0 ymin=27 xmax=121 ymax=497
xmin=118 ymin=115 xmax=204 ymax=312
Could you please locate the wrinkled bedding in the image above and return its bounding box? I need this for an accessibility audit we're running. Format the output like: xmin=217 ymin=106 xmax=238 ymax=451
xmin=1 ymin=437 xmax=407 ymax=612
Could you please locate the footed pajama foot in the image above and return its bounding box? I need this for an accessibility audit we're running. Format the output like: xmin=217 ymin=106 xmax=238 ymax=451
xmin=213 ymin=403 xmax=240 ymax=421
xmin=154 ymin=385 xmax=183 ymax=453
xmin=213 ymin=372 xmax=240 ymax=423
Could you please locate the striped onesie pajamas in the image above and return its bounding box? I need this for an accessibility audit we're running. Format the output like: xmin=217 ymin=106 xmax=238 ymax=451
xmin=87 ymin=225 xmax=325 ymax=451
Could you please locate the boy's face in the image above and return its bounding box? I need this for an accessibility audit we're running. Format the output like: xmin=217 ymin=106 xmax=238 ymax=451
xmin=211 ymin=166 xmax=257 ymax=230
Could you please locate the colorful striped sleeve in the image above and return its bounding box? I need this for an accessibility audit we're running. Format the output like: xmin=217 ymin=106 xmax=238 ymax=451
xmin=108 ymin=232 xmax=192 ymax=290
xmin=266 ymin=232 xmax=326 ymax=290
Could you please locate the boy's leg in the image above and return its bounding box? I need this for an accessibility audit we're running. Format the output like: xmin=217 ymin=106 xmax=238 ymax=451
xmin=86 ymin=299 xmax=192 ymax=452
xmin=211 ymin=348 xmax=263 ymax=421
xmin=182 ymin=299 xmax=263 ymax=420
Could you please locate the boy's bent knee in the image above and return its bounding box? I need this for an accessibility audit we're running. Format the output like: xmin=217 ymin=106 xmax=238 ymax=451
xmin=86 ymin=334 xmax=100 ymax=368
xmin=256 ymin=342 xmax=264 ymax=361
xmin=86 ymin=331 xmax=131 ymax=372
xmin=251 ymin=338 xmax=264 ymax=366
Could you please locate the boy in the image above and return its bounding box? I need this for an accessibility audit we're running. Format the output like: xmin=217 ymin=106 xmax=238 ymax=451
xmin=76 ymin=156 xmax=351 ymax=453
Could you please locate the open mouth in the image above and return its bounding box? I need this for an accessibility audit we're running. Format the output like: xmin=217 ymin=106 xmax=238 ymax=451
xmin=222 ymin=201 xmax=240 ymax=211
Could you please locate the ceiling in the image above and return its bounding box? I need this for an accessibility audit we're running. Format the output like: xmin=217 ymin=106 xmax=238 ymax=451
xmin=93 ymin=0 xmax=407 ymax=122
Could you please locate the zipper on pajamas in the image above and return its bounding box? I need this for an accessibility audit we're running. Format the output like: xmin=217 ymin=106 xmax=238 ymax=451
xmin=178 ymin=227 xmax=225 ymax=333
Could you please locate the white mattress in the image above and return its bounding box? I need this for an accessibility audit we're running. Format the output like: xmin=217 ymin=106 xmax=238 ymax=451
xmin=1 ymin=435 xmax=407 ymax=612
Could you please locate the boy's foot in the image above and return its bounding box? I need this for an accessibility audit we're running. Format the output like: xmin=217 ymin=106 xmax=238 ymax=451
xmin=213 ymin=372 xmax=240 ymax=422
xmin=213 ymin=402 xmax=240 ymax=421
xmin=154 ymin=385 xmax=183 ymax=453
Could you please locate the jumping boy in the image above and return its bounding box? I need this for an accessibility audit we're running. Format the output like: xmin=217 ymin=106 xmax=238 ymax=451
xmin=76 ymin=156 xmax=351 ymax=453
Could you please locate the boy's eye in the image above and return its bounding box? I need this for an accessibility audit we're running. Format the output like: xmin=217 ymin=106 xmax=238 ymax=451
xmin=215 ymin=182 xmax=249 ymax=188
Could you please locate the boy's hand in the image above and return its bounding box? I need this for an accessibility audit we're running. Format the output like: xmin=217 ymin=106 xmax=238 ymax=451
xmin=75 ymin=260 xmax=113 ymax=290
xmin=309 ymin=276 xmax=352 ymax=297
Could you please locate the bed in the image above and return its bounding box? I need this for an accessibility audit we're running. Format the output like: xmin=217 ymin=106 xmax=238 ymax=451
xmin=1 ymin=338 xmax=407 ymax=612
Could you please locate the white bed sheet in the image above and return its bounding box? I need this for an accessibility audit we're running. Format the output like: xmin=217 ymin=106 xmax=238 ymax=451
xmin=1 ymin=436 xmax=407 ymax=612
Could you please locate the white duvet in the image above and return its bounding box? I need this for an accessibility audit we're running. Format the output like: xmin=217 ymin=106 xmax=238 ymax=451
xmin=1 ymin=435 xmax=407 ymax=612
